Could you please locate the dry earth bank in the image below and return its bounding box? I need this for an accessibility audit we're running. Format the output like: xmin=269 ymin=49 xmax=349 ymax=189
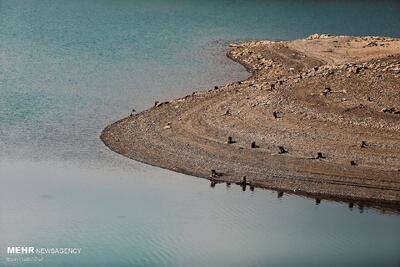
xmin=102 ymin=34 xmax=400 ymax=212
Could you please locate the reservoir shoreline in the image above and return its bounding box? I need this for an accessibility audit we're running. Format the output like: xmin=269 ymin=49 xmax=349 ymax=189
xmin=101 ymin=34 xmax=400 ymax=211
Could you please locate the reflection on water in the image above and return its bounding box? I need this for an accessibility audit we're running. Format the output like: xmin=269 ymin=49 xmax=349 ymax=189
xmin=1 ymin=0 xmax=400 ymax=266
xmin=1 ymin=161 xmax=400 ymax=266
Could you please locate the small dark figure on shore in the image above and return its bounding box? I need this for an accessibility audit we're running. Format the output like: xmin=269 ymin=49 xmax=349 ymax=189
xmin=278 ymin=146 xmax=287 ymax=154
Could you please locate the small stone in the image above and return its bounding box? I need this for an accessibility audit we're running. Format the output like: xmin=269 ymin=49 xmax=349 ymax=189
xmin=321 ymin=87 xmax=331 ymax=96
xmin=382 ymin=108 xmax=396 ymax=113
xmin=223 ymin=110 xmax=231 ymax=116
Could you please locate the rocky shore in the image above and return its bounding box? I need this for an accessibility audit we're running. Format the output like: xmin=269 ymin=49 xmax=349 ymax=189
xmin=101 ymin=34 xmax=400 ymax=211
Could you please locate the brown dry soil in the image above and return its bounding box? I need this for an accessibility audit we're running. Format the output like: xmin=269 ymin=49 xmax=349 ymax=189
xmin=101 ymin=34 xmax=400 ymax=212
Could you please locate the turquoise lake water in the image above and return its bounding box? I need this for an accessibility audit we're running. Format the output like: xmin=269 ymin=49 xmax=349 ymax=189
xmin=1 ymin=0 xmax=400 ymax=266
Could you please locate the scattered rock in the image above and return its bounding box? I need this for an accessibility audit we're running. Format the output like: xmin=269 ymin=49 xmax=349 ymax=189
xmin=352 ymin=67 xmax=361 ymax=74
xmin=382 ymin=108 xmax=396 ymax=113
xmin=321 ymin=87 xmax=331 ymax=96
xmin=366 ymin=41 xmax=378 ymax=47
xmin=223 ymin=110 xmax=231 ymax=116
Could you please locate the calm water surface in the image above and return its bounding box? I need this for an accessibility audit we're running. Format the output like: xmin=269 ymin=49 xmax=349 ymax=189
xmin=1 ymin=0 xmax=400 ymax=266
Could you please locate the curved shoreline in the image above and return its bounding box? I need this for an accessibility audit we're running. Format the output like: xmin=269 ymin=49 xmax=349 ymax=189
xmin=101 ymin=34 xmax=400 ymax=211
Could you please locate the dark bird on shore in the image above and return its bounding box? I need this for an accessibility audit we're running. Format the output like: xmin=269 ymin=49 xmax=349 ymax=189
xmin=210 ymin=169 xmax=220 ymax=179
xmin=226 ymin=136 xmax=234 ymax=144
xmin=237 ymin=176 xmax=248 ymax=186
xmin=278 ymin=146 xmax=287 ymax=154
xmin=360 ymin=141 xmax=368 ymax=148
xmin=131 ymin=108 xmax=136 ymax=116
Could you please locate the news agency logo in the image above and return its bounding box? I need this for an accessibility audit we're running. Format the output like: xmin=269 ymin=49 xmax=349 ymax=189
xmin=7 ymin=247 xmax=82 ymax=255
xmin=7 ymin=247 xmax=34 ymax=254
